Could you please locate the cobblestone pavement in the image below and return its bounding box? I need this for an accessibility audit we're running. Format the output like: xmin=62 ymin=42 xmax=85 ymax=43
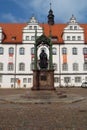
xmin=0 ymin=88 xmax=87 ymax=130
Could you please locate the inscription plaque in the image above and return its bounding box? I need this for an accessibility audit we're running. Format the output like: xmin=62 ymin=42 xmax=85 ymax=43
xmin=40 ymin=75 xmax=47 ymax=81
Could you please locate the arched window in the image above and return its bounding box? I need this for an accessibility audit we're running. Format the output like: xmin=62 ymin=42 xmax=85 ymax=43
xmin=62 ymin=47 xmax=67 ymax=54
xmin=53 ymin=63 xmax=57 ymax=70
xmin=0 ymin=47 xmax=4 ymax=54
xmin=19 ymin=63 xmax=25 ymax=71
xmin=31 ymin=62 xmax=34 ymax=70
xmin=9 ymin=47 xmax=14 ymax=54
xmin=0 ymin=63 xmax=3 ymax=71
xmin=31 ymin=47 xmax=35 ymax=54
xmin=83 ymin=63 xmax=87 ymax=71
xmin=72 ymin=47 xmax=77 ymax=55
xmin=52 ymin=47 xmax=57 ymax=55
xmin=8 ymin=63 xmax=14 ymax=71
xmin=62 ymin=63 xmax=68 ymax=71
xmin=73 ymin=63 xmax=78 ymax=71
xmin=19 ymin=47 xmax=25 ymax=55
xmin=83 ymin=47 xmax=87 ymax=54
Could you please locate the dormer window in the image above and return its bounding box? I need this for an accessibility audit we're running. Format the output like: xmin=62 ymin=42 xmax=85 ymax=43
xmin=74 ymin=26 xmax=77 ymax=30
xmin=72 ymin=36 xmax=75 ymax=41
xmin=29 ymin=26 xmax=32 ymax=30
xmin=70 ymin=26 xmax=73 ymax=30
xmin=26 ymin=36 xmax=29 ymax=40
xmin=12 ymin=36 xmax=16 ymax=41
xmin=34 ymin=26 xmax=37 ymax=30
xmin=78 ymin=36 xmax=81 ymax=40
xmin=31 ymin=36 xmax=35 ymax=41
xmin=67 ymin=36 xmax=70 ymax=40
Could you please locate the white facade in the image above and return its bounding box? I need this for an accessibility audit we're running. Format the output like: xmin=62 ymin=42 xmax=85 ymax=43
xmin=0 ymin=15 xmax=87 ymax=88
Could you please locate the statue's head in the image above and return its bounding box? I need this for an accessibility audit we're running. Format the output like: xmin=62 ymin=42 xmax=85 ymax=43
xmin=42 ymin=49 xmax=45 ymax=53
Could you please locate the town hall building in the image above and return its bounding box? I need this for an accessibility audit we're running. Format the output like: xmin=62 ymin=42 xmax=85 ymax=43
xmin=0 ymin=7 xmax=87 ymax=88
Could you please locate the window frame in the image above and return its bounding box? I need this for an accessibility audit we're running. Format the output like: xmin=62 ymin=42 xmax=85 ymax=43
xmin=19 ymin=63 xmax=25 ymax=71
xmin=19 ymin=47 xmax=25 ymax=55
xmin=72 ymin=47 xmax=77 ymax=55
xmin=8 ymin=63 xmax=14 ymax=71
xmin=62 ymin=63 xmax=68 ymax=71
xmin=0 ymin=47 xmax=4 ymax=55
xmin=62 ymin=47 xmax=67 ymax=54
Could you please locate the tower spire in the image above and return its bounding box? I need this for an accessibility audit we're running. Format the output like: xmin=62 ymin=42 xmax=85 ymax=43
xmin=50 ymin=2 xmax=51 ymax=10
xmin=47 ymin=3 xmax=55 ymax=25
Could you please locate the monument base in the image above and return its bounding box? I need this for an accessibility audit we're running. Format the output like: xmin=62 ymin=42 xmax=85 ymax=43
xmin=32 ymin=70 xmax=55 ymax=90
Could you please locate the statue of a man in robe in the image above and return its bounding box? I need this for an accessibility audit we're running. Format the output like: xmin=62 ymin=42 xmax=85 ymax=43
xmin=39 ymin=49 xmax=48 ymax=69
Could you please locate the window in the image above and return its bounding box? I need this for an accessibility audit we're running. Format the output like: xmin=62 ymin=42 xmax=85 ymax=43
xmin=72 ymin=47 xmax=77 ymax=55
xmin=8 ymin=63 xmax=14 ymax=71
xmin=53 ymin=63 xmax=57 ymax=70
xmin=31 ymin=36 xmax=35 ymax=41
xmin=70 ymin=26 xmax=73 ymax=30
xmin=67 ymin=36 xmax=70 ymax=40
xmin=11 ymin=78 xmax=14 ymax=83
xmin=72 ymin=36 xmax=75 ymax=41
xmin=73 ymin=63 xmax=78 ymax=71
xmin=23 ymin=78 xmax=27 ymax=83
xmin=19 ymin=63 xmax=25 ymax=71
xmin=83 ymin=63 xmax=87 ymax=71
xmin=83 ymin=48 xmax=87 ymax=54
xmin=29 ymin=26 xmax=32 ymax=29
xmin=0 ymin=63 xmax=3 ymax=71
xmin=52 ymin=47 xmax=57 ymax=55
xmin=0 ymin=47 xmax=4 ymax=54
xmin=62 ymin=63 xmax=68 ymax=71
xmin=26 ymin=36 xmax=29 ymax=40
xmin=0 ymin=75 xmax=2 ymax=83
xmin=62 ymin=47 xmax=67 ymax=54
xmin=64 ymin=77 xmax=71 ymax=83
xmin=85 ymin=77 xmax=87 ymax=81
xmin=75 ymin=77 xmax=81 ymax=83
xmin=12 ymin=36 xmax=16 ymax=41
xmin=31 ymin=47 xmax=35 ymax=54
xmin=9 ymin=47 xmax=14 ymax=55
xmin=31 ymin=62 xmax=34 ymax=70
xmin=54 ymin=77 xmax=60 ymax=83
xmin=78 ymin=36 xmax=81 ymax=40
xmin=19 ymin=47 xmax=25 ymax=55
xmin=74 ymin=26 xmax=77 ymax=30
xmin=28 ymin=78 xmax=31 ymax=83
xmin=34 ymin=26 xmax=37 ymax=30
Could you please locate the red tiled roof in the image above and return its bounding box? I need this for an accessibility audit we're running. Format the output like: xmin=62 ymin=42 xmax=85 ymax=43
xmin=0 ymin=23 xmax=26 ymax=43
xmin=0 ymin=23 xmax=87 ymax=44
xmin=80 ymin=24 xmax=87 ymax=43
xmin=40 ymin=24 xmax=66 ymax=43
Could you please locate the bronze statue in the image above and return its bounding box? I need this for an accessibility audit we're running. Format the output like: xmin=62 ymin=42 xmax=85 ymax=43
xmin=39 ymin=49 xmax=48 ymax=69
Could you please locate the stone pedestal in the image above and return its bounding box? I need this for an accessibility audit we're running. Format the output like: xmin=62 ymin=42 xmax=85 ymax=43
xmin=32 ymin=70 xmax=55 ymax=90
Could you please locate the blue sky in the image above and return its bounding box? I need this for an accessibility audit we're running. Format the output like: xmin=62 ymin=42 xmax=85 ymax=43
xmin=0 ymin=0 xmax=87 ymax=23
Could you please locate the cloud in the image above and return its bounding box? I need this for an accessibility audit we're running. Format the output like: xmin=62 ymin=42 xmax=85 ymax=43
xmin=8 ymin=0 xmax=87 ymax=23
xmin=1 ymin=13 xmax=25 ymax=23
